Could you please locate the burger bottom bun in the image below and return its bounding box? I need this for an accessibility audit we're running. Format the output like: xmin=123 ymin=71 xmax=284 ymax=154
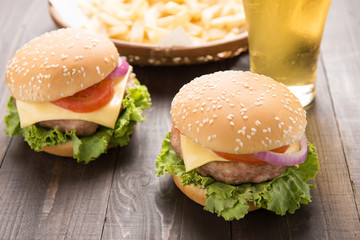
xmin=172 ymin=175 xmax=260 ymax=212
xmin=41 ymin=141 xmax=74 ymax=157
xmin=41 ymin=141 xmax=112 ymax=158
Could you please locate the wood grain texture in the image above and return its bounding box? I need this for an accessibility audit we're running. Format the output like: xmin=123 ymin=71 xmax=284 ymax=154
xmin=0 ymin=135 xmax=119 ymax=240
xmin=0 ymin=0 xmax=360 ymax=239
xmin=321 ymin=0 xmax=360 ymax=216
xmin=305 ymin=61 xmax=360 ymax=239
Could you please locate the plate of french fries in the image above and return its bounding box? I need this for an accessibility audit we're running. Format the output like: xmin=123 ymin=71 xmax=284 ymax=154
xmin=49 ymin=0 xmax=248 ymax=65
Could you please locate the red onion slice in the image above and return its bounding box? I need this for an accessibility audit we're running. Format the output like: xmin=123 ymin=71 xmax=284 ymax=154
xmin=107 ymin=57 xmax=129 ymax=79
xmin=251 ymin=134 xmax=308 ymax=166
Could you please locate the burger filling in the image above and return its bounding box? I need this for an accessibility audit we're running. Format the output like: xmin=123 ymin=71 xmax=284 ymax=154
xmin=15 ymin=61 xmax=133 ymax=131
xmin=170 ymin=126 xmax=300 ymax=184
xmin=36 ymin=74 xmax=136 ymax=136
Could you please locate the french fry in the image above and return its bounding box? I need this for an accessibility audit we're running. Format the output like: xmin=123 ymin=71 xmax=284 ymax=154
xmin=77 ymin=0 xmax=246 ymax=44
xmin=129 ymin=20 xmax=145 ymax=42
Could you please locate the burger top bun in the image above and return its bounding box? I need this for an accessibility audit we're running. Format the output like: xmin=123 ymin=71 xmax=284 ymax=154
xmin=6 ymin=28 xmax=119 ymax=102
xmin=171 ymin=71 xmax=306 ymax=154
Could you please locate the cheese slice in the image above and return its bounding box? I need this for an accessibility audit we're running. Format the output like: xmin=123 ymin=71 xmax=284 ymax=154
xmin=181 ymin=134 xmax=229 ymax=172
xmin=16 ymin=67 xmax=132 ymax=129
xmin=180 ymin=134 xmax=300 ymax=172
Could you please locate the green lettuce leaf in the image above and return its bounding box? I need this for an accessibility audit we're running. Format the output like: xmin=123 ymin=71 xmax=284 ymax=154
xmin=156 ymin=132 xmax=319 ymax=221
xmin=4 ymin=97 xmax=21 ymax=137
xmin=4 ymin=79 xmax=151 ymax=163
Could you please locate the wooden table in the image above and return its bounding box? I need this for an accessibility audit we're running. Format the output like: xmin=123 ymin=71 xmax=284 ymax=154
xmin=1 ymin=0 xmax=359 ymax=239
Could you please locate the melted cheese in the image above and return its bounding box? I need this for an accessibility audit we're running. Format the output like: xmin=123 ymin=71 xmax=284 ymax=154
xmin=180 ymin=134 xmax=300 ymax=172
xmin=16 ymin=67 xmax=132 ymax=129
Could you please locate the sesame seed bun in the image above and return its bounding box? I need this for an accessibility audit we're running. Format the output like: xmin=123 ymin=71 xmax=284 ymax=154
xmin=5 ymin=28 xmax=119 ymax=102
xmin=172 ymin=175 xmax=260 ymax=212
xmin=171 ymin=71 xmax=306 ymax=154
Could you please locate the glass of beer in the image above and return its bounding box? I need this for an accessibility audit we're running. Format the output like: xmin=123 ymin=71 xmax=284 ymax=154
xmin=243 ymin=0 xmax=331 ymax=107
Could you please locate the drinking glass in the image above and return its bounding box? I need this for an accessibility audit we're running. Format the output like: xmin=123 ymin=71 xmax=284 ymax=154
xmin=243 ymin=0 xmax=331 ymax=107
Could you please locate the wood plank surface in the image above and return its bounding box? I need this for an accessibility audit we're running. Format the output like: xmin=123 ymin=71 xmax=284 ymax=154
xmin=321 ymin=0 xmax=360 ymax=214
xmin=0 ymin=136 xmax=118 ymax=240
xmin=0 ymin=0 xmax=359 ymax=239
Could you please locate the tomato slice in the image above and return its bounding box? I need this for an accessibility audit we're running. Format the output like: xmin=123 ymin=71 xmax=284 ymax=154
xmin=213 ymin=145 xmax=290 ymax=164
xmin=51 ymin=78 xmax=115 ymax=113
xmin=213 ymin=151 xmax=266 ymax=164
xmin=270 ymin=145 xmax=290 ymax=153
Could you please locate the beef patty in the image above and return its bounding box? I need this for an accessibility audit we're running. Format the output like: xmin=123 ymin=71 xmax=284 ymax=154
xmin=170 ymin=126 xmax=287 ymax=184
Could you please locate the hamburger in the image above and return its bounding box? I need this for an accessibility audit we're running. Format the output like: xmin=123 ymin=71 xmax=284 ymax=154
xmin=156 ymin=71 xmax=319 ymax=220
xmin=4 ymin=28 xmax=151 ymax=163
